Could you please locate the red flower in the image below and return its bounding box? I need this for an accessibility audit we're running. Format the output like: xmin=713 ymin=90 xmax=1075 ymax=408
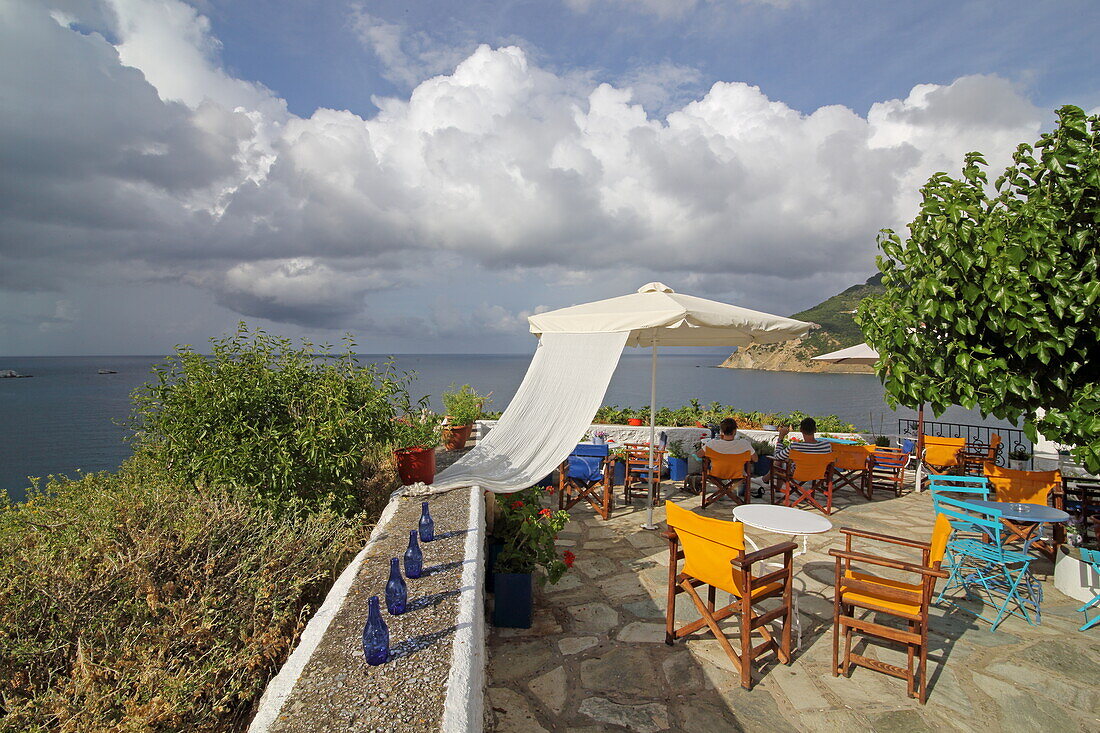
xmin=563 ymin=550 xmax=576 ymax=567
xmin=539 ymin=508 xmax=552 ymax=517
xmin=511 ymin=500 xmax=524 ymax=510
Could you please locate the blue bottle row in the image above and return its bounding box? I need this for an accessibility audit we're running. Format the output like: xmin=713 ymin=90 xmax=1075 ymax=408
xmin=363 ymin=501 xmax=435 ymax=666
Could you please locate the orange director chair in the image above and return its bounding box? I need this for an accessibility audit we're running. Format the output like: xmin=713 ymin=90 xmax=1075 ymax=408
xmin=921 ymin=436 xmax=966 ymax=477
xmin=958 ymin=434 xmax=1002 ymax=476
xmin=623 ymin=443 xmax=666 ymax=505
xmin=774 ymin=452 xmax=837 ymax=515
xmin=664 ymin=502 xmax=795 ymax=690
xmin=700 ymin=447 xmax=754 ymax=508
xmin=867 ymin=446 xmax=911 ymax=498
xmin=985 ymin=463 xmax=1064 ymax=559
xmin=830 ymin=515 xmax=951 ymax=704
xmin=830 ymin=444 xmax=875 ymax=500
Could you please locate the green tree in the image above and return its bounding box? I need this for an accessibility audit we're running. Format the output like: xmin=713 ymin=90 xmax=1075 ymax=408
xmin=130 ymin=323 xmax=427 ymax=514
xmin=858 ymin=105 xmax=1100 ymax=471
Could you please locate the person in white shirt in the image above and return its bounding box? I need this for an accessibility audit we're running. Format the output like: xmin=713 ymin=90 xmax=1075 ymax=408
xmin=696 ymin=417 xmax=757 ymax=460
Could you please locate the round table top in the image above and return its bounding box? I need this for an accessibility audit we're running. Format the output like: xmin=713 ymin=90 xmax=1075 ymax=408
xmin=732 ymin=504 xmax=833 ymax=535
xmin=968 ymin=499 xmax=1071 ymax=523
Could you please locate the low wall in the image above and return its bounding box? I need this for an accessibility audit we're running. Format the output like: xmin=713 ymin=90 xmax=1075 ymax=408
xmin=249 ymin=484 xmax=486 ymax=733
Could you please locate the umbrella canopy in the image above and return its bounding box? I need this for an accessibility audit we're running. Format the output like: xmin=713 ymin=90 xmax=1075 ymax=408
xmin=529 ymin=282 xmax=811 ymax=528
xmin=529 ymin=282 xmax=811 ymax=347
xmin=811 ymin=342 xmax=880 ymax=366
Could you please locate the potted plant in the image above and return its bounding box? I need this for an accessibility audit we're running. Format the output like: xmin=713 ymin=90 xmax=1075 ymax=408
xmin=590 ymin=429 xmax=609 ymax=445
xmin=609 ymin=445 xmax=629 ymax=486
xmin=392 ymin=410 xmax=442 ymax=485
xmin=441 ymin=384 xmax=490 ymax=451
xmin=1008 ymin=448 xmax=1031 ymax=471
xmin=490 ymin=488 xmax=573 ymax=628
xmin=666 ymin=440 xmax=690 ymax=482
xmin=749 ymin=439 xmax=775 ymax=477
xmin=874 ymin=435 xmax=892 ymax=447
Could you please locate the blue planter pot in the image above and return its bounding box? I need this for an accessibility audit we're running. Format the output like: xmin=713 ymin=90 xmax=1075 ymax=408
xmin=492 ymin=572 xmax=533 ymax=628
xmin=753 ymin=456 xmax=773 ymax=477
xmin=613 ymin=460 xmax=626 ymax=487
xmin=668 ymin=456 xmax=688 ymax=481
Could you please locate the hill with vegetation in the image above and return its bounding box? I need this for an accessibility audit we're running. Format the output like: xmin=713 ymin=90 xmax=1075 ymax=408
xmin=721 ymin=274 xmax=884 ymax=372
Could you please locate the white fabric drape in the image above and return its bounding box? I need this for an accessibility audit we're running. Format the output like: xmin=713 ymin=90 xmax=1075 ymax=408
xmin=423 ymin=331 xmax=628 ymax=493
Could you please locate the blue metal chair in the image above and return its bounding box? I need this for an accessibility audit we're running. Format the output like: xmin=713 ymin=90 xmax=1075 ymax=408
xmin=933 ymin=494 xmax=1041 ymax=630
xmin=558 ymin=444 xmax=613 ymax=519
xmin=927 ymin=474 xmax=992 ymax=502
xmin=1077 ymin=548 xmax=1100 ymax=631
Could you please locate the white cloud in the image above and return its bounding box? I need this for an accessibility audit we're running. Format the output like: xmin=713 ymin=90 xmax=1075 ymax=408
xmin=348 ymin=5 xmax=478 ymax=89
xmin=2 ymin=0 xmax=1046 ymax=335
xmin=564 ymin=0 xmax=795 ymax=19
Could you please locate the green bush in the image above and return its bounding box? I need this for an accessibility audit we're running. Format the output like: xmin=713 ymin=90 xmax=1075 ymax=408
xmin=130 ymin=323 xmax=427 ymax=515
xmin=441 ymin=384 xmax=490 ymax=426
xmin=0 ymin=455 xmax=390 ymax=732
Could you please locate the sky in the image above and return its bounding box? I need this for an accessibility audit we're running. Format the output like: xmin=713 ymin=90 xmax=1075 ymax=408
xmin=2 ymin=0 xmax=1099 ymax=355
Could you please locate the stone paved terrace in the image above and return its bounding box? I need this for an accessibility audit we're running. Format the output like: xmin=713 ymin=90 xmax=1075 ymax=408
xmin=486 ymin=479 xmax=1100 ymax=732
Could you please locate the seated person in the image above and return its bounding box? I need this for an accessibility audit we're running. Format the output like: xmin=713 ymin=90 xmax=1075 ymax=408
xmin=695 ymin=417 xmax=758 ymax=497
xmin=773 ymin=417 xmax=833 ymax=462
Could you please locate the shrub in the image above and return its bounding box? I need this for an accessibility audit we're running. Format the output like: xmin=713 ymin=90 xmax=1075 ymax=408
xmin=130 ymin=323 xmax=426 ymax=515
xmin=441 ymin=384 xmax=490 ymax=426
xmin=0 ymin=455 xmax=391 ymax=732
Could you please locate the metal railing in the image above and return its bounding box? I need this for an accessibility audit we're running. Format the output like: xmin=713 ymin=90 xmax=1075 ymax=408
xmin=897 ymin=419 xmax=1031 ymax=467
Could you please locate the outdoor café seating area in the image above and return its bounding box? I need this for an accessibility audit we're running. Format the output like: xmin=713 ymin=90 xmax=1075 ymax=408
xmin=486 ymin=433 xmax=1100 ymax=732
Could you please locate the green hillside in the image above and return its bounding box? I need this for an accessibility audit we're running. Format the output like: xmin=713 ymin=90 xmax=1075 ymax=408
xmin=789 ymin=273 xmax=883 ymax=355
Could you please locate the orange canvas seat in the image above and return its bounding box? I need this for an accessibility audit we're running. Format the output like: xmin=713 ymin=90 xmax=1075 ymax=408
xmin=773 ymin=452 xmax=836 ymax=514
xmin=830 ymin=517 xmax=951 ymax=703
xmin=921 ymin=436 xmax=965 ymax=477
xmin=700 ymin=447 xmax=753 ymax=508
xmin=984 ymin=463 xmax=1064 ymax=558
xmin=830 ymin=444 xmax=874 ymax=500
xmin=664 ymin=502 xmax=795 ymax=690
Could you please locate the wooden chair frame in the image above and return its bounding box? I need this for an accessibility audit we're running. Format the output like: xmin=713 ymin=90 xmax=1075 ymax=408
xmin=830 ymin=445 xmax=874 ymax=500
xmin=772 ymin=455 xmax=837 ymax=515
xmin=984 ymin=464 xmax=1064 ymax=560
xmin=700 ymin=454 xmax=753 ymax=508
xmin=664 ymin=529 xmax=796 ymax=690
xmin=830 ymin=528 xmax=947 ymax=704
xmin=958 ymin=434 xmax=1002 ymax=476
xmin=558 ymin=451 xmax=613 ymax=520
xmin=867 ymin=447 xmax=910 ymax=498
xmin=623 ymin=443 xmax=666 ymax=505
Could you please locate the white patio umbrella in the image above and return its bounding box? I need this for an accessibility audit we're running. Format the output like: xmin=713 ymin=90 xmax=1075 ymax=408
xmin=530 ymin=283 xmax=811 ymax=528
xmin=810 ymin=342 xmax=880 ymax=365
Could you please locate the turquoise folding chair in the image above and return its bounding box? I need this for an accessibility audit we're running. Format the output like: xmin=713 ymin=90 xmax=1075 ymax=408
xmin=1077 ymin=548 xmax=1100 ymax=631
xmin=933 ymin=494 xmax=1041 ymax=630
xmin=927 ymin=474 xmax=991 ymax=502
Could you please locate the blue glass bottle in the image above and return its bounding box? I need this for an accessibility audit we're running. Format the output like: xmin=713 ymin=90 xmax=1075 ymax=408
xmin=385 ymin=557 xmax=407 ymax=615
xmin=404 ymin=530 xmax=423 ymax=578
xmin=419 ymin=501 xmax=435 ymax=542
xmin=362 ymin=596 xmax=389 ymax=666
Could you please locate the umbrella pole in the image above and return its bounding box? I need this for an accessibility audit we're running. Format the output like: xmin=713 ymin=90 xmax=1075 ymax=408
xmin=644 ymin=336 xmax=658 ymax=530
xmin=914 ymin=404 xmax=925 ymax=491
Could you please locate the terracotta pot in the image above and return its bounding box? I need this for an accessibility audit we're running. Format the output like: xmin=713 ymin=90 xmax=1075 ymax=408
xmin=627 ymin=418 xmax=645 ymax=426
xmin=393 ymin=447 xmax=436 ymax=485
xmin=442 ymin=423 xmax=473 ymax=451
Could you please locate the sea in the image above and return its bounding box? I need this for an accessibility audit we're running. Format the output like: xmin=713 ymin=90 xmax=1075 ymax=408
xmin=0 ymin=353 xmax=1015 ymax=502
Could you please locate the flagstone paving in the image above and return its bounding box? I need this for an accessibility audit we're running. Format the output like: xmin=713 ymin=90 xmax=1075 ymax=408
xmin=486 ymin=479 xmax=1100 ymax=732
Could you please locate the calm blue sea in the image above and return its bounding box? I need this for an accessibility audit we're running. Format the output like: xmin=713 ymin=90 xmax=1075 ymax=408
xmin=0 ymin=353 xmax=1010 ymax=502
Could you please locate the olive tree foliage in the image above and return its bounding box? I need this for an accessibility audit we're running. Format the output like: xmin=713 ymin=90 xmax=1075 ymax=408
xmin=130 ymin=323 xmax=428 ymax=515
xmin=858 ymin=105 xmax=1100 ymax=471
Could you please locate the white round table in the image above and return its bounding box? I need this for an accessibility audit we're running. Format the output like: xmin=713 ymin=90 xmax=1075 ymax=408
xmin=732 ymin=505 xmax=833 ymax=650
xmin=733 ymin=504 xmax=832 ymax=554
